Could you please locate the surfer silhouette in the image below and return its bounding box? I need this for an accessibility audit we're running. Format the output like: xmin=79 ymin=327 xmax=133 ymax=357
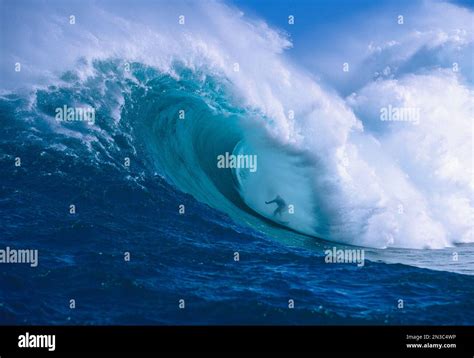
xmin=265 ymin=195 xmax=287 ymax=217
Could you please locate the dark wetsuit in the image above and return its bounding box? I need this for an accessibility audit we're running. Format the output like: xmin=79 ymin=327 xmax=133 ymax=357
xmin=265 ymin=195 xmax=286 ymax=217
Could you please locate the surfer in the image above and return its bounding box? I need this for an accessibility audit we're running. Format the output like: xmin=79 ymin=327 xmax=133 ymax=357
xmin=265 ymin=195 xmax=287 ymax=217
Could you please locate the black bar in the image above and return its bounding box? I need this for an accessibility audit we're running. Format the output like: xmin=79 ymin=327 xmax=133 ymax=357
xmin=0 ymin=325 xmax=473 ymax=354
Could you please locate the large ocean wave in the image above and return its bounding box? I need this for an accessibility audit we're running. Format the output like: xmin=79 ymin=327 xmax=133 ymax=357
xmin=1 ymin=0 xmax=473 ymax=250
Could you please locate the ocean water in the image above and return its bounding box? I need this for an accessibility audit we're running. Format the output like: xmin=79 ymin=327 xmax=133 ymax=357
xmin=1 ymin=59 xmax=473 ymax=325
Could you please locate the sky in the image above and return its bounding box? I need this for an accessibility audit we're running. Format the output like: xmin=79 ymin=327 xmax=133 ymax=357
xmin=230 ymin=0 xmax=473 ymax=95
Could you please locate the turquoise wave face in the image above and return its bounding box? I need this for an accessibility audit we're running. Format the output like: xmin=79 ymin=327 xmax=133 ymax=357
xmin=136 ymin=66 xmax=248 ymax=212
